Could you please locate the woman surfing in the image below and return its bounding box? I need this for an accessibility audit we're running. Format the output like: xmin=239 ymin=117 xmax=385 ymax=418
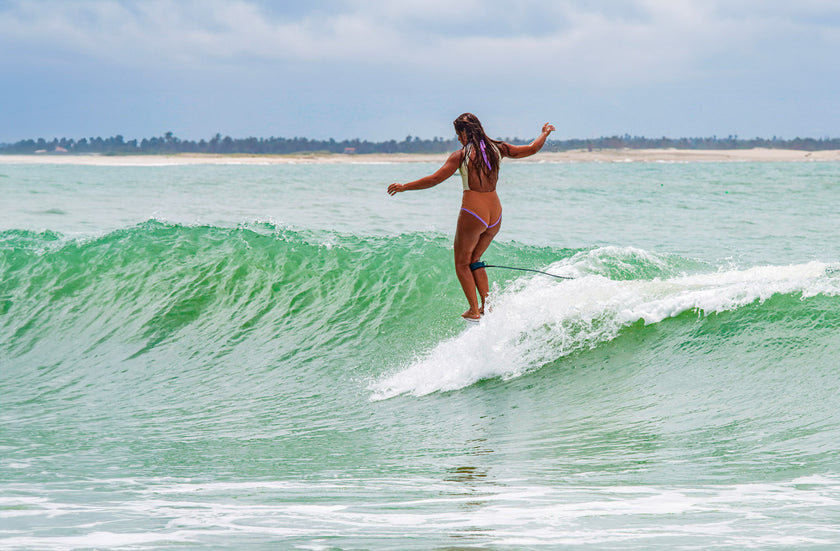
xmin=388 ymin=113 xmax=555 ymax=321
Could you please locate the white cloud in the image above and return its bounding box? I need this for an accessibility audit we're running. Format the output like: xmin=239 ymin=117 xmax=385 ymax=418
xmin=1 ymin=0 xmax=836 ymax=140
xmin=1 ymin=0 xmax=836 ymax=87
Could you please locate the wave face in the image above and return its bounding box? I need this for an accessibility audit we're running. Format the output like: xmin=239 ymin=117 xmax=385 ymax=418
xmin=3 ymin=220 xmax=840 ymax=550
xmin=3 ymin=221 xmax=840 ymax=404
xmin=1 ymin=222 xmax=452 ymax=421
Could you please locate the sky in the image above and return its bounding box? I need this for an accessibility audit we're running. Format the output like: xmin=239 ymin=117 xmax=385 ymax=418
xmin=1 ymin=0 xmax=838 ymax=143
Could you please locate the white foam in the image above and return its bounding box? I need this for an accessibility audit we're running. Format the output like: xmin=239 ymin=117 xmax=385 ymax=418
xmin=5 ymin=476 xmax=838 ymax=549
xmin=370 ymin=253 xmax=838 ymax=399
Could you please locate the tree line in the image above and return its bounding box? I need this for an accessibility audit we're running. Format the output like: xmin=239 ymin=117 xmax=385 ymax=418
xmin=1 ymin=132 xmax=838 ymax=155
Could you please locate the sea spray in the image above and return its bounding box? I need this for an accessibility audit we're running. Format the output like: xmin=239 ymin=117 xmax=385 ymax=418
xmin=370 ymin=254 xmax=839 ymax=399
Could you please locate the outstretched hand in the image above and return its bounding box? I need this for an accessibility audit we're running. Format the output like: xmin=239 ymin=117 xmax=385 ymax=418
xmin=387 ymin=183 xmax=405 ymax=196
xmin=542 ymin=122 xmax=555 ymax=135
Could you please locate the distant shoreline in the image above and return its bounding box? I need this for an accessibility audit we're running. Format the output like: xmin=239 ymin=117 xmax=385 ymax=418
xmin=1 ymin=148 xmax=839 ymax=166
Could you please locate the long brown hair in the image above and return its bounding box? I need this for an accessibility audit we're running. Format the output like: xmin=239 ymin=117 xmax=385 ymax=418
xmin=453 ymin=113 xmax=501 ymax=174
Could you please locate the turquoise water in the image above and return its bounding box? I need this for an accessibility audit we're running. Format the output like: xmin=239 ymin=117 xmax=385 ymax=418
xmin=2 ymin=159 xmax=840 ymax=549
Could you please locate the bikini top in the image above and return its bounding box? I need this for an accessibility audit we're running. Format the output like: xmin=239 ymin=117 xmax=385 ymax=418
xmin=459 ymin=142 xmax=502 ymax=192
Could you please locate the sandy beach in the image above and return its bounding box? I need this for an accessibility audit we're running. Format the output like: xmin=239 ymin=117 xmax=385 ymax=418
xmin=1 ymin=148 xmax=838 ymax=166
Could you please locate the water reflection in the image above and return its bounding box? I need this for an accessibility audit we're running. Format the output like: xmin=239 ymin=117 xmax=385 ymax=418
xmin=441 ymin=437 xmax=499 ymax=547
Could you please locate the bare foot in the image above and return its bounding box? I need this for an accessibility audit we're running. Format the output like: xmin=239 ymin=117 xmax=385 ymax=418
xmin=462 ymin=309 xmax=481 ymax=321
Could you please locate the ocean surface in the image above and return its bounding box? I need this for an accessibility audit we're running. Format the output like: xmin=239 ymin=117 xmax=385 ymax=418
xmin=2 ymin=158 xmax=840 ymax=550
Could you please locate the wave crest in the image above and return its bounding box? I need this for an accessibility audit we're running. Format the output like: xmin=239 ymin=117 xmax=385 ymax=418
xmin=369 ymin=250 xmax=839 ymax=400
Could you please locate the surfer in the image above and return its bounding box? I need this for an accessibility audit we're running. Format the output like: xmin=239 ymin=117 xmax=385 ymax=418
xmin=388 ymin=113 xmax=555 ymax=321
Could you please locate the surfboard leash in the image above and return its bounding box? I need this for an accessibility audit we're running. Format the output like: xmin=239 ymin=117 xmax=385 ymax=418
xmin=469 ymin=261 xmax=574 ymax=280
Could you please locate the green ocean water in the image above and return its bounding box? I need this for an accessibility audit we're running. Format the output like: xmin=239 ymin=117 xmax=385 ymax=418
xmin=2 ymin=159 xmax=840 ymax=549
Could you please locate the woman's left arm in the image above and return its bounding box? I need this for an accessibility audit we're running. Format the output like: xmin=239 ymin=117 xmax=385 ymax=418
xmin=387 ymin=150 xmax=462 ymax=195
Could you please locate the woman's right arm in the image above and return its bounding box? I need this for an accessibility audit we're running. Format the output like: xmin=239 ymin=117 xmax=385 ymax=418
xmin=500 ymin=122 xmax=555 ymax=159
xmin=388 ymin=150 xmax=462 ymax=195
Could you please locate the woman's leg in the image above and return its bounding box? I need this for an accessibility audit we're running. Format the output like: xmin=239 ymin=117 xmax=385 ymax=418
xmin=454 ymin=211 xmax=487 ymax=319
xmin=470 ymin=220 xmax=501 ymax=312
